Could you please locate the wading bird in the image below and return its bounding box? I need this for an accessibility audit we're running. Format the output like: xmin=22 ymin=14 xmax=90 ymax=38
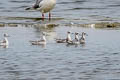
xmin=26 ymin=0 xmax=56 ymax=20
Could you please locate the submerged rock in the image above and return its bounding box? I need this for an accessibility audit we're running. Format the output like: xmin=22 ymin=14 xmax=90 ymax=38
xmin=81 ymin=22 xmax=120 ymax=28
xmin=7 ymin=24 xmax=18 ymax=27
xmin=106 ymin=24 xmax=116 ymax=28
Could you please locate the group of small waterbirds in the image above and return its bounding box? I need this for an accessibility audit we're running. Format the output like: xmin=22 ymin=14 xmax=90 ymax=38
xmin=0 ymin=31 xmax=88 ymax=48
xmin=55 ymin=31 xmax=88 ymax=45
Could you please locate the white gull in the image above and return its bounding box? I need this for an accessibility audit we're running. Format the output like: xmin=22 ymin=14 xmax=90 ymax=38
xmin=26 ymin=0 xmax=56 ymax=19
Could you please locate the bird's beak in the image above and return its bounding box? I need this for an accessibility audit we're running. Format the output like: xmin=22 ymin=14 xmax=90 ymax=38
xmin=5 ymin=35 xmax=10 ymax=37
xmin=6 ymin=35 xmax=10 ymax=37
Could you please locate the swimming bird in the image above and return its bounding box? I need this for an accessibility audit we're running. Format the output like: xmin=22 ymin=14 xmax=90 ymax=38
xmin=25 ymin=0 xmax=56 ymax=19
xmin=67 ymin=32 xmax=80 ymax=45
xmin=30 ymin=32 xmax=46 ymax=45
xmin=0 ymin=33 xmax=9 ymax=46
xmin=80 ymin=32 xmax=88 ymax=44
xmin=55 ymin=31 xmax=72 ymax=43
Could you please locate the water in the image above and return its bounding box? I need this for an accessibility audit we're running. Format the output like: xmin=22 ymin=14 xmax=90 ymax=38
xmin=0 ymin=0 xmax=120 ymax=23
xmin=0 ymin=0 xmax=120 ymax=80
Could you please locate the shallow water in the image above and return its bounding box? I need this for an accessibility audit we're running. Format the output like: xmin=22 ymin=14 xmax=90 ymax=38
xmin=0 ymin=0 xmax=120 ymax=23
xmin=0 ymin=0 xmax=120 ymax=80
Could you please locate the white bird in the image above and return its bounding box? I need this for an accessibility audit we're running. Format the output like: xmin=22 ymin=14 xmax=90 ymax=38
xmin=30 ymin=32 xmax=46 ymax=45
xmin=67 ymin=32 xmax=80 ymax=45
xmin=55 ymin=31 xmax=72 ymax=43
xmin=0 ymin=33 xmax=9 ymax=46
xmin=26 ymin=0 xmax=56 ymax=20
xmin=80 ymin=32 xmax=88 ymax=44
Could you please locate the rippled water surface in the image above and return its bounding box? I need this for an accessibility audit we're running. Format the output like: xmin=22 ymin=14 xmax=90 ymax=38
xmin=0 ymin=0 xmax=120 ymax=23
xmin=0 ymin=0 xmax=120 ymax=80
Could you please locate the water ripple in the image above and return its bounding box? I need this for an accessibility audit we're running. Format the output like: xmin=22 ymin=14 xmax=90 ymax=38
xmin=0 ymin=0 xmax=120 ymax=80
xmin=70 ymin=7 xmax=106 ymax=10
xmin=9 ymin=0 xmax=31 ymax=3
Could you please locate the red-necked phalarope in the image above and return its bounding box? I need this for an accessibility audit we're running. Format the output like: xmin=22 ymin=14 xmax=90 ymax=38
xmin=0 ymin=33 xmax=9 ymax=46
xmin=30 ymin=32 xmax=46 ymax=45
xmin=67 ymin=32 xmax=80 ymax=45
xmin=56 ymin=31 xmax=72 ymax=43
xmin=80 ymin=32 xmax=88 ymax=44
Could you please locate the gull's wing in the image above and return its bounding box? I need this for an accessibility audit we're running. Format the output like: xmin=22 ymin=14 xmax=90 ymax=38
xmin=25 ymin=0 xmax=43 ymax=10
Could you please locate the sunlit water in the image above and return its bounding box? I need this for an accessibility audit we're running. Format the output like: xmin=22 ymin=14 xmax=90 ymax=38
xmin=0 ymin=0 xmax=120 ymax=80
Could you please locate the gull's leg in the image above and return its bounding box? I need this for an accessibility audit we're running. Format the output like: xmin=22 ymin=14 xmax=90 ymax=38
xmin=49 ymin=12 xmax=51 ymax=20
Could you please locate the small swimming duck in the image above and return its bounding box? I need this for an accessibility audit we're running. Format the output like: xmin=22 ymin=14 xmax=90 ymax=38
xmin=80 ymin=32 xmax=88 ymax=44
xmin=0 ymin=33 xmax=9 ymax=46
xmin=67 ymin=32 xmax=80 ymax=45
xmin=30 ymin=32 xmax=46 ymax=45
xmin=56 ymin=31 xmax=72 ymax=43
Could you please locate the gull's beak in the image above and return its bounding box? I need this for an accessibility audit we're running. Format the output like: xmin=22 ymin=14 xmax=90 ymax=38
xmin=6 ymin=35 xmax=10 ymax=37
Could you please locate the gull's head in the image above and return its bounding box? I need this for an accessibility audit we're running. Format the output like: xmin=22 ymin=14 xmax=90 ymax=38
xmin=25 ymin=3 xmax=39 ymax=10
xmin=42 ymin=32 xmax=46 ymax=36
xmin=82 ymin=32 xmax=88 ymax=36
xmin=67 ymin=31 xmax=71 ymax=34
xmin=75 ymin=32 xmax=79 ymax=35
xmin=32 ymin=3 xmax=39 ymax=9
xmin=4 ymin=33 xmax=9 ymax=37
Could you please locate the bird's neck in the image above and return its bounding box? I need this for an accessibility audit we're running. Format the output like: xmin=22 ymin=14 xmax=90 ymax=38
xmin=75 ymin=35 xmax=79 ymax=41
xmin=42 ymin=36 xmax=46 ymax=41
xmin=4 ymin=37 xmax=9 ymax=44
xmin=67 ymin=34 xmax=71 ymax=41
xmin=82 ymin=34 xmax=85 ymax=39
